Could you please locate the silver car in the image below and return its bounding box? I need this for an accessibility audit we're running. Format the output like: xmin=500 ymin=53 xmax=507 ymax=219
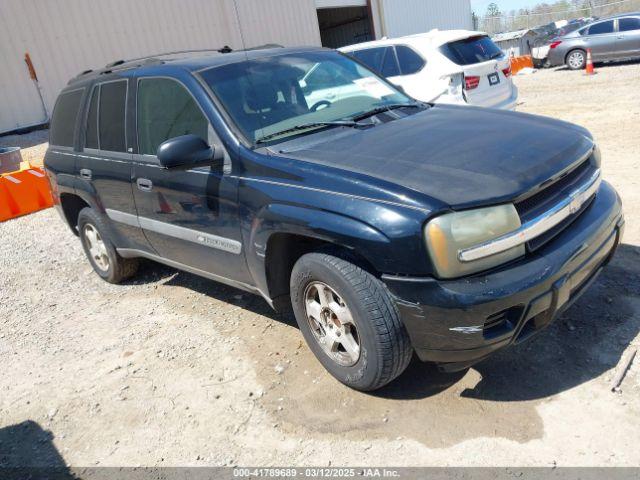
xmin=548 ymin=13 xmax=640 ymax=70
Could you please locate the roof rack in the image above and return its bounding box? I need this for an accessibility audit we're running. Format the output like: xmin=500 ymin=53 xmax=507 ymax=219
xmin=69 ymin=44 xmax=284 ymax=84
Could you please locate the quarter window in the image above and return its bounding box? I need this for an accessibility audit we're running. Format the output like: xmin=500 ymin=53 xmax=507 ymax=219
xmin=619 ymin=17 xmax=640 ymax=32
xmin=588 ymin=21 xmax=614 ymax=35
xmin=396 ymin=46 xmax=425 ymax=75
xmin=137 ymin=78 xmax=210 ymax=156
xmin=98 ymin=81 xmax=127 ymax=152
xmin=50 ymin=89 xmax=83 ymax=147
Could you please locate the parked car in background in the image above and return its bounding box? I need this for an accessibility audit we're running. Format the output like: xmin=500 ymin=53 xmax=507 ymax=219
xmin=340 ymin=30 xmax=518 ymax=110
xmin=548 ymin=13 xmax=640 ymax=69
xmin=531 ymin=18 xmax=592 ymax=67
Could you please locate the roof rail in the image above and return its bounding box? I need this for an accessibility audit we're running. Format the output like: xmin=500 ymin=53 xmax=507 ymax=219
xmin=110 ymin=45 xmax=235 ymax=66
xmin=69 ymin=44 xmax=284 ymax=84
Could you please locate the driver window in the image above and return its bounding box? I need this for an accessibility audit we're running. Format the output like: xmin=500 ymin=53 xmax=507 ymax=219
xmin=137 ymin=77 xmax=217 ymax=156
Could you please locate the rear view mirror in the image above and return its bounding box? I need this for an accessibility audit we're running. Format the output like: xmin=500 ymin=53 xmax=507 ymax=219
xmin=157 ymin=134 xmax=218 ymax=170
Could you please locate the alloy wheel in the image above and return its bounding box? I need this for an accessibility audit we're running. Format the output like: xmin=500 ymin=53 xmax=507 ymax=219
xmin=304 ymin=281 xmax=361 ymax=367
xmin=568 ymin=51 xmax=585 ymax=69
xmin=83 ymin=224 xmax=110 ymax=272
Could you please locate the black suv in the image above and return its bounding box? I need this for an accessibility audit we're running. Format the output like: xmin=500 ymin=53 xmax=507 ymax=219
xmin=45 ymin=46 xmax=624 ymax=391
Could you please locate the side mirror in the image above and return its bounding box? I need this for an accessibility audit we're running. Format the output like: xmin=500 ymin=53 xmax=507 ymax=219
xmin=157 ymin=134 xmax=219 ymax=170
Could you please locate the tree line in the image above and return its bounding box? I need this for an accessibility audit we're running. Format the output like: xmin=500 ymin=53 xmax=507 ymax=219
xmin=474 ymin=0 xmax=640 ymax=34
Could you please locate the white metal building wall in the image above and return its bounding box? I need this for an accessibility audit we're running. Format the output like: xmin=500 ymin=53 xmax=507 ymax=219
xmin=372 ymin=0 xmax=472 ymax=38
xmin=0 ymin=0 xmax=321 ymax=134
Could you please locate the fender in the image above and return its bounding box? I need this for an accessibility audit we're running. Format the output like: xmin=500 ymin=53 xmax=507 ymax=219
xmin=245 ymin=203 xmax=393 ymax=298
xmin=73 ymin=178 xmax=103 ymax=213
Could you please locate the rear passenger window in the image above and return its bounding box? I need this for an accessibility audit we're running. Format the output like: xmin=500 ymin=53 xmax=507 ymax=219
xmin=396 ymin=46 xmax=425 ymax=75
xmin=85 ymin=86 xmax=99 ymax=149
xmin=98 ymin=81 xmax=127 ymax=152
xmin=50 ymin=89 xmax=83 ymax=147
xmin=137 ymin=78 xmax=210 ymax=156
xmin=588 ymin=21 xmax=614 ymax=35
xmin=619 ymin=17 xmax=640 ymax=32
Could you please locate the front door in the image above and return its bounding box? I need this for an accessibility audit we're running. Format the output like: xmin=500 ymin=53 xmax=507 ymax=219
xmin=131 ymin=76 xmax=250 ymax=284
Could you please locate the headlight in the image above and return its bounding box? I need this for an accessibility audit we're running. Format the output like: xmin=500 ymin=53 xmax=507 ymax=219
xmin=425 ymin=204 xmax=524 ymax=278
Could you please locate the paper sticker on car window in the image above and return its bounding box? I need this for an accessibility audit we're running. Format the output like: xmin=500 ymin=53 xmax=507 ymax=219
xmin=354 ymin=77 xmax=395 ymax=98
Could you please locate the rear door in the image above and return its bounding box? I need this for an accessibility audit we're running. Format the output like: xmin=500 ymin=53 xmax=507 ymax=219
xmin=387 ymin=45 xmax=431 ymax=101
xmin=77 ymin=79 xmax=148 ymax=251
xmin=616 ymin=17 xmax=640 ymax=58
xmin=131 ymin=75 xmax=249 ymax=284
xmin=584 ymin=20 xmax=618 ymax=60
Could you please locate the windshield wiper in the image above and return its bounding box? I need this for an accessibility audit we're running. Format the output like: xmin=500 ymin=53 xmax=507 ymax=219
xmin=351 ymin=103 xmax=421 ymax=122
xmin=255 ymin=121 xmax=368 ymax=144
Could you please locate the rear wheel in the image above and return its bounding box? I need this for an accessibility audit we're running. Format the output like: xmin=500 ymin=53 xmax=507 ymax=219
xmin=290 ymin=252 xmax=412 ymax=391
xmin=566 ymin=49 xmax=586 ymax=70
xmin=78 ymin=207 xmax=138 ymax=284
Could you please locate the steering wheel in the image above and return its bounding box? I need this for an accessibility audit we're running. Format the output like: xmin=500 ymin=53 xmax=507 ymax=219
xmin=310 ymin=100 xmax=331 ymax=112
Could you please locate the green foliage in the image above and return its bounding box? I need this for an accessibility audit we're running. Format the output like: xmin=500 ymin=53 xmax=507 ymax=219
xmin=476 ymin=0 xmax=640 ymax=34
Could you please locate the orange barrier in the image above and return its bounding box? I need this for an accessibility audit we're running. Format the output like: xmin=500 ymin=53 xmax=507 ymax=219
xmin=510 ymin=55 xmax=534 ymax=75
xmin=0 ymin=167 xmax=53 ymax=222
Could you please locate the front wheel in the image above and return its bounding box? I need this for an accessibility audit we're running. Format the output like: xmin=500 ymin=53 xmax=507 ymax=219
xmin=290 ymin=252 xmax=412 ymax=391
xmin=566 ymin=49 xmax=586 ymax=70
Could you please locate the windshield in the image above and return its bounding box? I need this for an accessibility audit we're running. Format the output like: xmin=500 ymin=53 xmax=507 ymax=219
xmin=199 ymin=50 xmax=411 ymax=144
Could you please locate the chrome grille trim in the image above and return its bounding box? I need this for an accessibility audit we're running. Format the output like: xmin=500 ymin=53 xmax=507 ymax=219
xmin=458 ymin=169 xmax=601 ymax=263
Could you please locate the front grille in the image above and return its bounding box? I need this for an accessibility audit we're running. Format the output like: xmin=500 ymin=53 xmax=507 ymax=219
xmin=515 ymin=158 xmax=593 ymax=220
xmin=515 ymin=155 xmax=596 ymax=252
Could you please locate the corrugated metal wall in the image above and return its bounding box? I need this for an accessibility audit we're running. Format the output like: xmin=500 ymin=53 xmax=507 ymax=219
xmin=0 ymin=0 xmax=472 ymax=134
xmin=0 ymin=0 xmax=321 ymax=134
xmin=376 ymin=0 xmax=472 ymax=38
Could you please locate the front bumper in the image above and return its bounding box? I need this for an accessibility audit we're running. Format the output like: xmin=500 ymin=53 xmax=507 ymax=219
xmin=382 ymin=181 xmax=623 ymax=371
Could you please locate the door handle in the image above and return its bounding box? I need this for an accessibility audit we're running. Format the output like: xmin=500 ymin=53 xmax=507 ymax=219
xmin=79 ymin=168 xmax=92 ymax=180
xmin=136 ymin=178 xmax=153 ymax=192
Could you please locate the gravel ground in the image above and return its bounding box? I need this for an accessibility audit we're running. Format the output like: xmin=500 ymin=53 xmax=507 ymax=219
xmin=1 ymin=63 xmax=639 ymax=468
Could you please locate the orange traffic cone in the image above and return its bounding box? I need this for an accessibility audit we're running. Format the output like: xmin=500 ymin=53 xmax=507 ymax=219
xmin=585 ymin=48 xmax=596 ymax=75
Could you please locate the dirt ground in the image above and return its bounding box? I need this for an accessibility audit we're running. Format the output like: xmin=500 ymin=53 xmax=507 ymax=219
xmin=1 ymin=63 xmax=639 ymax=468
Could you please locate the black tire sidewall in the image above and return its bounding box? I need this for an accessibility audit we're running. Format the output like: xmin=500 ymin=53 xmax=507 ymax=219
xmin=290 ymin=255 xmax=385 ymax=390
xmin=78 ymin=208 xmax=119 ymax=283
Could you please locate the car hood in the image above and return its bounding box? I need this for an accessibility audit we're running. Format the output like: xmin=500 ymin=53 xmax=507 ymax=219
xmin=278 ymin=105 xmax=594 ymax=209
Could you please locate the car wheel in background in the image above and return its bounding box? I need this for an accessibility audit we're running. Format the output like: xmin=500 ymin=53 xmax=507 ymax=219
xmin=78 ymin=207 xmax=138 ymax=284
xmin=566 ymin=49 xmax=586 ymax=70
xmin=290 ymin=252 xmax=413 ymax=391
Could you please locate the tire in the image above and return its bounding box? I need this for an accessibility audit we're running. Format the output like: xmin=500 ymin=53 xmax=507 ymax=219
xmin=566 ymin=49 xmax=586 ymax=70
xmin=290 ymin=252 xmax=412 ymax=391
xmin=77 ymin=207 xmax=138 ymax=284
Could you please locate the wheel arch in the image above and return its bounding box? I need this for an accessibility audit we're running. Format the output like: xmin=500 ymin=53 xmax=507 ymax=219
xmin=59 ymin=193 xmax=91 ymax=235
xmin=246 ymin=204 xmax=392 ymax=310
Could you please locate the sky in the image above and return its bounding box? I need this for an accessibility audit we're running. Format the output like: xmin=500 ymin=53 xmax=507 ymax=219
xmin=470 ymin=0 xmax=543 ymax=14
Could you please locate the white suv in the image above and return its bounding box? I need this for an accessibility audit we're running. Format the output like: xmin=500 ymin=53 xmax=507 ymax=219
xmin=340 ymin=30 xmax=518 ymax=110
